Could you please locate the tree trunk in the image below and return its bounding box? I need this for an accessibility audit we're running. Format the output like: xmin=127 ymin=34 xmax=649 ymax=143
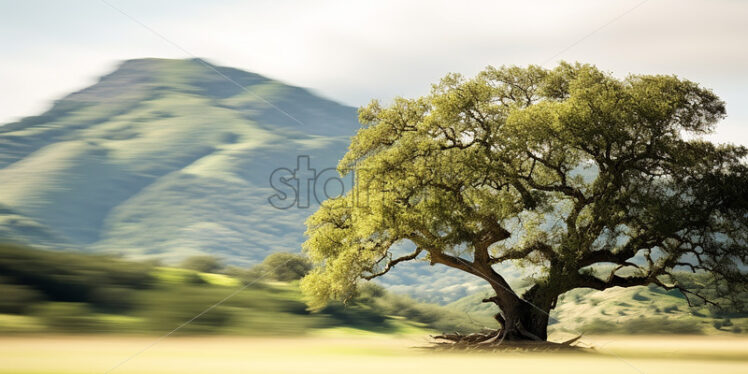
xmin=489 ymin=284 xmax=555 ymax=342
xmin=434 ymin=273 xmax=557 ymax=346
xmin=432 ymin=291 xmax=554 ymax=347
xmin=515 ymin=301 xmax=551 ymax=341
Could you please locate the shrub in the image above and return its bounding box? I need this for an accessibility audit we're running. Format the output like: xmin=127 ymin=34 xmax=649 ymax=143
xmin=261 ymin=253 xmax=312 ymax=281
xmin=89 ymin=287 xmax=137 ymax=312
xmin=32 ymin=302 xmax=102 ymax=332
xmin=0 ymin=283 xmax=42 ymax=314
xmin=0 ymin=243 xmax=153 ymax=306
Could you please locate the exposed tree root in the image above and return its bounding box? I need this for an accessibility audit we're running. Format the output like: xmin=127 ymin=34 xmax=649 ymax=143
xmin=427 ymin=330 xmax=587 ymax=352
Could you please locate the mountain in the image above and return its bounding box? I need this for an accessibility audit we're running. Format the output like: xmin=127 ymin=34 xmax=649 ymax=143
xmin=0 ymin=58 xmax=358 ymax=266
xmin=0 ymin=58 xmax=497 ymax=303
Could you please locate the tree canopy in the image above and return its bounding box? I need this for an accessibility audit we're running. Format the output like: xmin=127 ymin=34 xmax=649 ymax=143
xmin=300 ymin=62 xmax=747 ymax=341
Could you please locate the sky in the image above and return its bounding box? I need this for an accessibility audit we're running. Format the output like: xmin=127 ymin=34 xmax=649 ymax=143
xmin=1 ymin=0 xmax=747 ymax=145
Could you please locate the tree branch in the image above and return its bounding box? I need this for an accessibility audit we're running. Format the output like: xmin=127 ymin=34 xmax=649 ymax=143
xmin=577 ymin=273 xmax=650 ymax=290
xmin=489 ymin=242 xmax=553 ymax=264
xmin=362 ymin=247 xmax=423 ymax=280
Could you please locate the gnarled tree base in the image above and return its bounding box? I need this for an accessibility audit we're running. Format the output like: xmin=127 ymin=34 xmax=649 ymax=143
xmin=429 ymin=330 xmax=586 ymax=352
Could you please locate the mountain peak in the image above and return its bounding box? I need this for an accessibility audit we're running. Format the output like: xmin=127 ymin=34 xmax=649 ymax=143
xmin=63 ymin=57 xmax=269 ymax=103
xmin=4 ymin=58 xmax=357 ymax=136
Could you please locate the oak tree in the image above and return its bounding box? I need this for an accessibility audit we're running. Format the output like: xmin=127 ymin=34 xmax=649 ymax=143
xmin=300 ymin=62 xmax=747 ymax=343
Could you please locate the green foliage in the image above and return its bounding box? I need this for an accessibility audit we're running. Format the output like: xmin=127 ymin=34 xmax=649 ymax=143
xmin=180 ymin=255 xmax=223 ymax=273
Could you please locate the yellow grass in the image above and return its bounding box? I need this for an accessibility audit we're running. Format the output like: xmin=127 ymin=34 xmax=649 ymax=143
xmin=0 ymin=335 xmax=745 ymax=374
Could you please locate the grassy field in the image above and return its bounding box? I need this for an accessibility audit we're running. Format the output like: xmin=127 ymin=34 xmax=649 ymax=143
xmin=0 ymin=335 xmax=746 ymax=374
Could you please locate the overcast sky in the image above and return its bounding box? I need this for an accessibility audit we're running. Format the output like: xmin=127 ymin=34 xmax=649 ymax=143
xmin=1 ymin=0 xmax=746 ymax=145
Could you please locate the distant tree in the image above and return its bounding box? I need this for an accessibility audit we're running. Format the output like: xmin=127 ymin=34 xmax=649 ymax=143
xmin=180 ymin=255 xmax=222 ymax=273
xmin=224 ymin=253 xmax=311 ymax=284
xmin=300 ymin=62 xmax=747 ymax=343
xmin=261 ymin=252 xmax=313 ymax=281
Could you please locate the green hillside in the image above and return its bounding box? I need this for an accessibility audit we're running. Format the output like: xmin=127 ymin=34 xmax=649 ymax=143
xmin=0 ymin=58 xmax=358 ymax=266
xmin=0 ymin=243 xmax=476 ymax=335
xmin=447 ymin=284 xmax=748 ymax=335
